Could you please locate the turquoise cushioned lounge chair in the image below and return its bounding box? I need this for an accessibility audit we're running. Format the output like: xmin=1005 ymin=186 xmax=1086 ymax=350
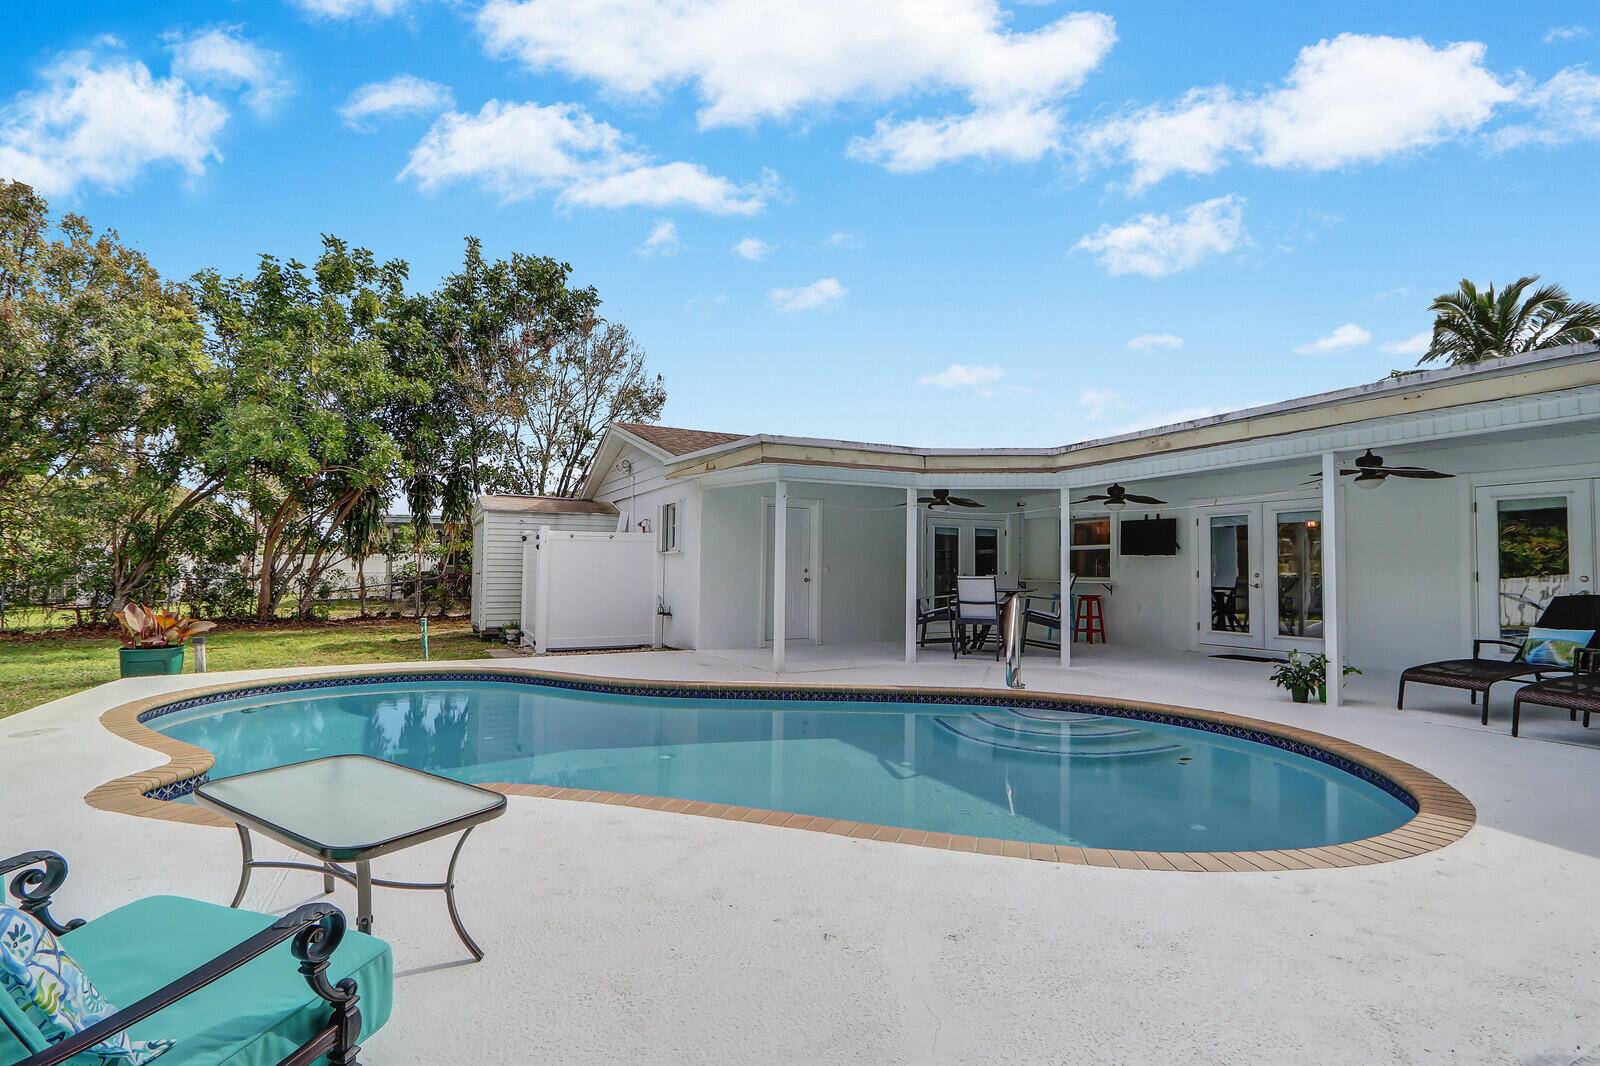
xmin=1 ymin=852 xmax=391 ymax=1066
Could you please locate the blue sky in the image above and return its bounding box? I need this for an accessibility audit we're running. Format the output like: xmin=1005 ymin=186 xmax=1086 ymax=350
xmin=5 ymin=1 xmax=1599 ymax=447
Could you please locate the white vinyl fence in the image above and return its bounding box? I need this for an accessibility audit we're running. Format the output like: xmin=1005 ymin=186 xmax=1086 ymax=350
xmin=520 ymin=528 xmax=657 ymax=652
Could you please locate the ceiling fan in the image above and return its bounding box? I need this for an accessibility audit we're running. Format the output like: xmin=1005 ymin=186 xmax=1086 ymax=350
xmin=1081 ymin=483 xmax=1165 ymax=511
xmin=911 ymin=489 xmax=984 ymax=509
xmin=1309 ymin=448 xmax=1455 ymax=489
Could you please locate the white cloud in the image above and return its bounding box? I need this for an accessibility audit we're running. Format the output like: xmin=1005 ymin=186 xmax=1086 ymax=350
xmin=401 ymin=100 xmax=775 ymax=214
xmin=1078 ymin=385 xmax=1127 ymax=420
xmin=1126 ymin=332 xmax=1183 ymax=351
xmin=340 ymin=75 xmax=452 ymax=129
xmin=0 ymin=52 xmax=227 ymax=195
xmin=169 ymin=27 xmax=289 ymax=116
xmin=1074 ymin=195 xmax=1244 ymax=278
xmin=769 ymin=277 xmax=846 ymax=313
xmin=733 ymin=236 xmax=771 ymax=260
xmin=1545 ymin=26 xmax=1591 ymax=43
xmin=478 ymin=0 xmax=1115 ymax=169
xmin=291 ymin=0 xmax=412 ymax=17
xmin=1079 ymin=34 xmax=1516 ymax=190
xmin=1379 ymin=329 xmax=1432 ymax=356
xmin=823 ymin=231 xmax=863 ymax=249
xmin=638 ymin=219 xmax=679 ymax=256
xmin=847 ymin=103 xmax=1064 ymax=172
xmin=919 ymin=364 xmax=1005 ymax=388
xmin=1495 ymin=67 xmax=1600 ymax=149
xmin=1294 ymin=323 xmax=1372 ymax=354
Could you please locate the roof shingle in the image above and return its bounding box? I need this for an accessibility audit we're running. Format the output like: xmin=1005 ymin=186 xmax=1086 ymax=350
xmin=612 ymin=422 xmax=746 ymax=456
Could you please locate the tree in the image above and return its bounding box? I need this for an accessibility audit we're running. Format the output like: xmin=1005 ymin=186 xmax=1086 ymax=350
xmin=488 ymin=316 xmax=665 ymax=497
xmin=1420 ymin=275 xmax=1600 ymax=366
xmin=190 ymin=238 xmax=418 ymax=618
xmin=0 ymin=181 xmax=213 ymax=608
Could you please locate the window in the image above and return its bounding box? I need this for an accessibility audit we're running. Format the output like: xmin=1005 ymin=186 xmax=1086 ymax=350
xmin=974 ymin=527 xmax=1000 ymax=577
xmin=658 ymin=502 xmax=678 ymax=552
xmin=1070 ymin=517 xmax=1112 ymax=579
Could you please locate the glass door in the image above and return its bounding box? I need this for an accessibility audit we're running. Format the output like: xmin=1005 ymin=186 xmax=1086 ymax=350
xmin=1200 ymin=508 xmax=1263 ymax=647
xmin=1267 ymin=506 xmax=1323 ymax=651
xmin=932 ymin=525 xmax=960 ymax=601
xmin=1475 ymin=481 xmax=1596 ymax=647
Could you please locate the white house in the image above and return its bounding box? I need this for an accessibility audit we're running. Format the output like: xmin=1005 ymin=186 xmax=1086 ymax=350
xmin=474 ymin=344 xmax=1600 ymax=705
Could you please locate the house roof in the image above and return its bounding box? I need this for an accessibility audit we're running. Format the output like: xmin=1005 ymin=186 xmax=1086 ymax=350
xmin=474 ymin=494 xmax=618 ymax=515
xmin=610 ymin=422 xmax=747 ymax=457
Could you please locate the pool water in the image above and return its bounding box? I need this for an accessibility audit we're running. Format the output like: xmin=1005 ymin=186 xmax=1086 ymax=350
xmin=150 ymin=680 xmax=1414 ymax=852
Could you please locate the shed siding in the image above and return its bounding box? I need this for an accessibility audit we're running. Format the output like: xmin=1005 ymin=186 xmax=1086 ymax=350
xmin=472 ymin=507 xmax=617 ymax=631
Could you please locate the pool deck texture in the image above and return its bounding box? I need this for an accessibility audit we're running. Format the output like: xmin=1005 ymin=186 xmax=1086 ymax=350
xmin=6 ymin=643 xmax=1600 ymax=1064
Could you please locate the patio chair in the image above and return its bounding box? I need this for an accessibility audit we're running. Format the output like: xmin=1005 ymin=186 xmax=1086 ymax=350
xmin=0 ymin=850 xmax=391 ymax=1066
xmin=1022 ymin=577 xmax=1072 ymax=652
xmin=917 ymin=594 xmax=953 ymax=647
xmin=1511 ymin=648 xmax=1600 ymax=737
xmin=952 ymin=575 xmax=1000 ymax=660
xmin=1397 ymin=594 xmax=1600 ymax=724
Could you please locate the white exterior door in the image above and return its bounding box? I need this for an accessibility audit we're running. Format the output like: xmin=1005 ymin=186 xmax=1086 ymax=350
xmin=1198 ymin=506 xmax=1264 ymax=648
xmin=763 ymin=501 xmax=815 ymax=642
xmin=1474 ymin=480 xmax=1597 ymax=646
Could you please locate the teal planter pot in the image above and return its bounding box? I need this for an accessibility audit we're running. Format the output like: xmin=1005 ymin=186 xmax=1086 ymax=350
xmin=119 ymin=645 xmax=185 ymax=677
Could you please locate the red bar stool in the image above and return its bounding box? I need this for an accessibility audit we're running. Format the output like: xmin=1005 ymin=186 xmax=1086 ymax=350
xmin=1074 ymin=594 xmax=1106 ymax=644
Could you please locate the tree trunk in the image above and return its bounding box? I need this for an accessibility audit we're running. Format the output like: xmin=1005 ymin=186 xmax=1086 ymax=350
xmin=357 ymin=558 xmax=367 ymax=618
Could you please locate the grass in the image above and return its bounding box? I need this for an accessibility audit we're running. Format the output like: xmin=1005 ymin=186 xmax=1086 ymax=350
xmin=0 ymin=618 xmax=490 ymax=720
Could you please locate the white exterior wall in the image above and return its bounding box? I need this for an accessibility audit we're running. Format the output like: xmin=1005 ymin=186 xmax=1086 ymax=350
xmin=590 ymin=446 xmax=703 ymax=649
xmin=471 ymin=505 xmax=617 ymax=631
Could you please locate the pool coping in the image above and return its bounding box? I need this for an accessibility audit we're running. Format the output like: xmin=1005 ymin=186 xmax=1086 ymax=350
xmin=87 ymin=664 xmax=1477 ymax=871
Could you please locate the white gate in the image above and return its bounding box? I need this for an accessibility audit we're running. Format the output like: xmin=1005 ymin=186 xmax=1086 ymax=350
xmin=521 ymin=528 xmax=657 ymax=652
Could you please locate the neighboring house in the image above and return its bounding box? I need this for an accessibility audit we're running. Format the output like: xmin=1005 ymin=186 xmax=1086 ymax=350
xmin=474 ymin=344 xmax=1600 ymax=702
xmin=470 ymin=495 xmax=620 ymax=632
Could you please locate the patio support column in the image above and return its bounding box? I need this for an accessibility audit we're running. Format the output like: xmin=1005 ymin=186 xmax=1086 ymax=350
xmin=1321 ymin=451 xmax=1342 ymax=706
xmin=1059 ymin=488 xmax=1072 ymax=669
xmin=772 ymin=479 xmax=787 ymax=673
xmin=905 ymin=487 xmax=919 ymax=662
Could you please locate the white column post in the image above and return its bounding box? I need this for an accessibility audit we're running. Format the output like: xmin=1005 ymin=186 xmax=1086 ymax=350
xmin=1059 ymin=488 xmax=1072 ymax=669
xmin=905 ymin=487 xmax=919 ymax=662
xmin=772 ymin=479 xmax=787 ymax=673
xmin=1320 ymin=452 xmax=1342 ymax=706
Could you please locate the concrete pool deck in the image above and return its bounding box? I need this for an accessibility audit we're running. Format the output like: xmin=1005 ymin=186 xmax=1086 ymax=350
xmin=4 ymin=643 xmax=1599 ymax=1064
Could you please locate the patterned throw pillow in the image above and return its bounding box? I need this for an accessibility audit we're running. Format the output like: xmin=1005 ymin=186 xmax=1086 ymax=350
xmin=0 ymin=905 xmax=174 ymax=1064
xmin=1520 ymin=627 xmax=1596 ymax=668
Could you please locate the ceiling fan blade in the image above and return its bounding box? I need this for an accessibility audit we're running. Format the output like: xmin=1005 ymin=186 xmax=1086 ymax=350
xmin=1124 ymin=493 xmax=1166 ymax=505
xmin=918 ymin=497 xmax=938 ymax=504
xmin=1383 ymin=468 xmax=1454 ymax=479
xmin=950 ymin=497 xmax=984 ymax=508
xmin=1081 ymin=494 xmax=1110 ymax=502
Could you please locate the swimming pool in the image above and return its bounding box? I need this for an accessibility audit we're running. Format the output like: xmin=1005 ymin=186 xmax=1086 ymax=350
xmin=139 ymin=674 xmax=1420 ymax=855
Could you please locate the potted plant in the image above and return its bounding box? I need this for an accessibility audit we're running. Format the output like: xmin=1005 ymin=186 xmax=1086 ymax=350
xmin=1307 ymin=652 xmax=1361 ymax=702
xmin=1269 ymin=650 xmax=1322 ymax=703
xmin=114 ymin=604 xmax=215 ymax=677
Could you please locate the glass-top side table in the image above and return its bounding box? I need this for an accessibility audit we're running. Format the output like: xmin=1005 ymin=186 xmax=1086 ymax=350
xmin=195 ymin=755 xmax=507 ymax=961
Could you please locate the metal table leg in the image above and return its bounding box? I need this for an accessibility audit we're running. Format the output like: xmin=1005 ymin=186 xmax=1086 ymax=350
xmin=443 ymin=827 xmax=482 ymax=961
xmin=356 ymin=861 xmax=373 ymax=935
xmin=228 ymin=825 xmax=253 ymax=908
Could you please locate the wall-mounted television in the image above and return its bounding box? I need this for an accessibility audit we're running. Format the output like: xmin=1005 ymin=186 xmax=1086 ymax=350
xmin=1119 ymin=517 xmax=1179 ymax=556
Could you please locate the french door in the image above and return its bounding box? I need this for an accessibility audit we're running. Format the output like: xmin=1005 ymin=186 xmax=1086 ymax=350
xmin=1197 ymin=502 xmax=1324 ymax=651
xmin=926 ymin=520 xmax=1004 ymax=600
xmin=1474 ymin=481 xmax=1598 ymax=646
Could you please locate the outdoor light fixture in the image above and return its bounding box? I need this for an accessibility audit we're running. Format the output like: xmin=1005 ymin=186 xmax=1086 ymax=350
xmin=1104 ymin=498 xmax=1127 ymax=511
xmin=1354 ymin=471 xmax=1387 ymax=489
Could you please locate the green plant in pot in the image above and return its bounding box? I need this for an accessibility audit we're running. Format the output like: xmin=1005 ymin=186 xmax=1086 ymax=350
xmin=113 ymin=604 xmax=215 ymax=677
xmin=1306 ymin=652 xmax=1360 ymax=702
xmin=1268 ymin=650 xmax=1323 ymax=703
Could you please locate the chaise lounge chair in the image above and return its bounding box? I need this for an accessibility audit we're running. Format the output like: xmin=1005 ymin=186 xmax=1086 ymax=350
xmin=1511 ymin=648 xmax=1600 ymax=737
xmin=1397 ymin=594 xmax=1600 ymax=724
xmin=1 ymin=850 xmax=391 ymax=1066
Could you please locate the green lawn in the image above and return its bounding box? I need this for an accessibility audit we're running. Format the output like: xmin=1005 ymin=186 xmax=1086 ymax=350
xmin=0 ymin=618 xmax=489 ymax=720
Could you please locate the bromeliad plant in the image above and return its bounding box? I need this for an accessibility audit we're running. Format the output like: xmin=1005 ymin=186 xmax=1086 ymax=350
xmin=112 ymin=603 xmax=216 ymax=648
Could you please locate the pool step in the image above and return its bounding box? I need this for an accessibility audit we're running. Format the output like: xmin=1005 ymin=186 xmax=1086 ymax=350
xmin=933 ymin=710 xmax=1185 ymax=758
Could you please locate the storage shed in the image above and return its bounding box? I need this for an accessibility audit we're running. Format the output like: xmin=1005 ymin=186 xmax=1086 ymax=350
xmin=470 ymin=495 xmax=620 ymax=633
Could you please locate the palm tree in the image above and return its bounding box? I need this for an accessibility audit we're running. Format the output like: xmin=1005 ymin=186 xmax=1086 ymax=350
xmin=1420 ymin=276 xmax=1600 ymax=366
